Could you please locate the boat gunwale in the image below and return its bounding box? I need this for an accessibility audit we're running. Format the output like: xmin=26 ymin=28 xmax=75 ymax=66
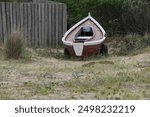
xmin=62 ymin=13 xmax=106 ymax=46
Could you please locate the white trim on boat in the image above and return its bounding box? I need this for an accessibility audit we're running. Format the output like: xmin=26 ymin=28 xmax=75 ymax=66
xmin=75 ymin=36 xmax=92 ymax=40
xmin=84 ymin=37 xmax=105 ymax=46
xmin=63 ymin=37 xmax=105 ymax=46
xmin=62 ymin=13 xmax=106 ymax=46
xmin=63 ymin=41 xmax=73 ymax=46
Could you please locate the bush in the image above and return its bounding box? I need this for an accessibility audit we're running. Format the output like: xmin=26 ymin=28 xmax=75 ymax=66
xmin=51 ymin=0 xmax=150 ymax=36
xmin=118 ymin=34 xmax=150 ymax=55
xmin=5 ymin=30 xmax=25 ymax=59
xmin=122 ymin=0 xmax=150 ymax=35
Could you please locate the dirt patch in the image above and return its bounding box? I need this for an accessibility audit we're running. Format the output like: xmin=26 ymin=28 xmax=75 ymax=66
xmin=82 ymin=61 xmax=114 ymax=67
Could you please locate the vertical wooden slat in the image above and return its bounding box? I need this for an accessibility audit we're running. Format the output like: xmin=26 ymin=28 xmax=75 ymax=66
xmin=22 ymin=3 xmax=25 ymax=39
xmin=12 ymin=3 xmax=16 ymax=32
xmin=48 ymin=3 xmax=51 ymax=47
xmin=31 ymin=3 xmax=35 ymax=46
xmin=27 ymin=3 xmax=31 ymax=47
xmin=33 ymin=3 xmax=36 ymax=46
xmin=63 ymin=4 xmax=67 ymax=36
xmin=41 ymin=3 xmax=45 ymax=47
xmin=44 ymin=3 xmax=48 ymax=47
xmin=59 ymin=4 xmax=62 ymax=46
xmin=0 ymin=3 xmax=3 ymax=43
xmin=2 ymin=3 xmax=7 ymax=43
xmin=58 ymin=4 xmax=63 ymax=46
xmin=37 ymin=4 xmax=40 ymax=47
xmin=51 ymin=4 xmax=55 ymax=47
xmin=50 ymin=4 xmax=53 ymax=47
xmin=20 ymin=3 xmax=24 ymax=40
xmin=20 ymin=3 xmax=23 ymax=29
xmin=43 ymin=3 xmax=46 ymax=47
xmin=23 ymin=3 xmax=28 ymax=44
xmin=34 ymin=3 xmax=38 ymax=47
xmin=57 ymin=5 xmax=60 ymax=46
xmin=39 ymin=4 xmax=42 ymax=47
xmin=54 ymin=4 xmax=56 ymax=47
xmin=9 ymin=3 xmax=13 ymax=34
xmin=61 ymin=4 xmax=65 ymax=46
xmin=55 ymin=4 xmax=59 ymax=47
xmin=46 ymin=3 xmax=49 ymax=47
xmin=16 ymin=3 xmax=21 ymax=30
xmin=6 ymin=3 xmax=10 ymax=37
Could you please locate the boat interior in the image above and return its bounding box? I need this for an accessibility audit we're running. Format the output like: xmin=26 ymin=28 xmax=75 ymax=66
xmin=75 ymin=26 xmax=94 ymax=42
xmin=65 ymin=20 xmax=103 ymax=43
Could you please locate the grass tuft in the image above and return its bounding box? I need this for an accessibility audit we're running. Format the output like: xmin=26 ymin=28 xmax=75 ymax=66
xmin=5 ymin=30 xmax=25 ymax=59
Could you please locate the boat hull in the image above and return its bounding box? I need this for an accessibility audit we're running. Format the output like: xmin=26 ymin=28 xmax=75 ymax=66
xmin=65 ymin=44 xmax=102 ymax=58
xmin=62 ymin=13 xmax=106 ymax=58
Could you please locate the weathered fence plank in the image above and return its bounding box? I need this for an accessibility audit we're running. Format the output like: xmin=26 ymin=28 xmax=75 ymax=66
xmin=44 ymin=4 xmax=48 ymax=47
xmin=48 ymin=3 xmax=51 ymax=46
xmin=34 ymin=3 xmax=38 ymax=47
xmin=41 ymin=3 xmax=45 ymax=47
xmin=6 ymin=3 xmax=10 ymax=35
xmin=27 ymin=3 xmax=33 ymax=46
xmin=20 ymin=3 xmax=24 ymax=38
xmin=51 ymin=4 xmax=55 ymax=47
xmin=12 ymin=3 xmax=17 ymax=30
xmin=0 ymin=3 xmax=2 ymax=43
xmin=9 ymin=3 xmax=13 ymax=34
xmin=31 ymin=3 xmax=35 ymax=46
xmin=16 ymin=3 xmax=20 ymax=29
xmin=23 ymin=3 xmax=28 ymax=44
xmin=38 ymin=4 xmax=42 ymax=47
xmin=63 ymin=4 xmax=67 ymax=36
xmin=55 ymin=4 xmax=59 ymax=47
xmin=58 ymin=4 xmax=62 ymax=46
xmin=2 ymin=3 xmax=7 ymax=42
xmin=0 ymin=2 xmax=67 ymax=47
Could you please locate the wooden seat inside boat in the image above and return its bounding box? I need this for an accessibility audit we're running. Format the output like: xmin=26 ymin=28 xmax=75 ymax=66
xmin=75 ymin=26 xmax=94 ymax=42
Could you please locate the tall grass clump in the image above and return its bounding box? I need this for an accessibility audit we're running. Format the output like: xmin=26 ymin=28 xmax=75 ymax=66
xmin=5 ymin=30 xmax=25 ymax=59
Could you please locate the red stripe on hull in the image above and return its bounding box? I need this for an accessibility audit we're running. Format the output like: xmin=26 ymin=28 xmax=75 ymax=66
xmin=65 ymin=44 xmax=102 ymax=58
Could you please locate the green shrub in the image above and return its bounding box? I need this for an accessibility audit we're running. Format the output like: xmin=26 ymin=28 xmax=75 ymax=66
xmin=122 ymin=0 xmax=150 ymax=35
xmin=5 ymin=30 xmax=25 ymax=59
xmin=52 ymin=0 xmax=150 ymax=36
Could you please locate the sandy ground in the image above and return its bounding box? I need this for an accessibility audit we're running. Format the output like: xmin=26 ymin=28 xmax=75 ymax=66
xmin=0 ymin=47 xmax=150 ymax=99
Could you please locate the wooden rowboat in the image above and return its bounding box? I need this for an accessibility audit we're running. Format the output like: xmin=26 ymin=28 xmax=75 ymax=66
xmin=62 ymin=13 xmax=106 ymax=58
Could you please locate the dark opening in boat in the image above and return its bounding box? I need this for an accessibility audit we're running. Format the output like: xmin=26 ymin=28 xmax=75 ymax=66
xmin=75 ymin=26 xmax=94 ymax=42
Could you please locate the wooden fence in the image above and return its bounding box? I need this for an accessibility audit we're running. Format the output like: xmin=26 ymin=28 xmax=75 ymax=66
xmin=0 ymin=2 xmax=67 ymax=47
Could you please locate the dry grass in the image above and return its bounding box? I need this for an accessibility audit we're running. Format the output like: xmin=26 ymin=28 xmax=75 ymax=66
xmin=0 ymin=45 xmax=150 ymax=99
xmin=4 ymin=30 xmax=25 ymax=59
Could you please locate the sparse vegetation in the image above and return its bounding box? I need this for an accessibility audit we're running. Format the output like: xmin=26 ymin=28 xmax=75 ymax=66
xmin=35 ymin=48 xmax=64 ymax=59
xmin=0 ymin=42 xmax=150 ymax=99
xmin=23 ymin=81 xmax=56 ymax=95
